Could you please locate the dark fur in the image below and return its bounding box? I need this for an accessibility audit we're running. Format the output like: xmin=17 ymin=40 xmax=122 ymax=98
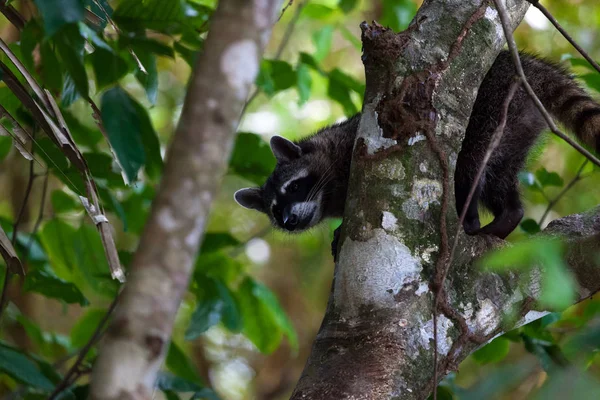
xmin=236 ymin=51 xmax=600 ymax=238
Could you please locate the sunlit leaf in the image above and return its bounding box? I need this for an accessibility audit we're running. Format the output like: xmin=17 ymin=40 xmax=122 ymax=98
xmin=229 ymin=132 xmax=276 ymax=184
xmin=236 ymin=277 xmax=297 ymax=354
xmin=472 ymin=337 xmax=510 ymax=364
xmin=380 ymin=0 xmax=417 ymax=32
xmin=312 ymin=25 xmax=334 ymax=62
xmin=297 ymin=63 xmax=312 ymax=105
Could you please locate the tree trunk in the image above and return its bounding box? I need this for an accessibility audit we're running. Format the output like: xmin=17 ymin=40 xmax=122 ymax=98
xmin=291 ymin=1 xmax=600 ymax=399
xmin=89 ymin=1 xmax=281 ymax=399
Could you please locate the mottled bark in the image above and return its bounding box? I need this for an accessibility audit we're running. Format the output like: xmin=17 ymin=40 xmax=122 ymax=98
xmin=290 ymin=1 xmax=600 ymax=399
xmin=89 ymin=1 xmax=281 ymax=399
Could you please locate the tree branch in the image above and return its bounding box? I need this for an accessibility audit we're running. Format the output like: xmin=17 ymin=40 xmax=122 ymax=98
xmin=291 ymin=1 xmax=533 ymax=398
xmin=89 ymin=1 xmax=282 ymax=399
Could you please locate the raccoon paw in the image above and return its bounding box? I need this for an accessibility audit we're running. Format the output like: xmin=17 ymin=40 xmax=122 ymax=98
xmin=331 ymin=226 xmax=342 ymax=262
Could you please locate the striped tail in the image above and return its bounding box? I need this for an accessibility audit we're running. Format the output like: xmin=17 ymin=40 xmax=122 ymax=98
xmin=525 ymin=54 xmax=600 ymax=154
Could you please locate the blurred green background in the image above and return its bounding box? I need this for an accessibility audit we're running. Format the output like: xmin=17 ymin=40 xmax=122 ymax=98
xmin=0 ymin=0 xmax=599 ymax=399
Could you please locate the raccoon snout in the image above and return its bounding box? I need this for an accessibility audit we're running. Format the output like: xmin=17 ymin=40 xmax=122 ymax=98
xmin=283 ymin=202 xmax=318 ymax=231
xmin=283 ymin=207 xmax=299 ymax=230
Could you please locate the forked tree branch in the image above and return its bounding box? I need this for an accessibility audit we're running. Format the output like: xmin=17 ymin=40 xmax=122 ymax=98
xmin=89 ymin=0 xmax=282 ymax=399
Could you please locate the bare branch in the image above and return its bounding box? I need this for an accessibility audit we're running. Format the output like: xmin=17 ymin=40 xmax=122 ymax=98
xmin=89 ymin=1 xmax=282 ymax=398
xmin=527 ymin=0 xmax=600 ymax=75
xmin=0 ymin=2 xmax=25 ymax=30
xmin=48 ymin=294 xmax=119 ymax=400
xmin=493 ymin=0 xmax=600 ymax=168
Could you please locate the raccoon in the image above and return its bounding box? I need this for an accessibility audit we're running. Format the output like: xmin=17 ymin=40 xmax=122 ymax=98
xmin=235 ymin=51 xmax=600 ymax=246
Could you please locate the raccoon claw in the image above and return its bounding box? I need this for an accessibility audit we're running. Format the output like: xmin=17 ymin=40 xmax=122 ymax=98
xmin=331 ymin=226 xmax=342 ymax=262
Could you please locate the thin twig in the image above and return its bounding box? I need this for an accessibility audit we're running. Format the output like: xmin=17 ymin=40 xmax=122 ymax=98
xmin=48 ymin=294 xmax=120 ymax=400
xmin=242 ymin=0 xmax=307 ymax=114
xmin=538 ymin=160 xmax=589 ymax=227
xmin=493 ymin=0 xmax=600 ymax=168
xmin=12 ymin=133 xmax=37 ymax=246
xmin=278 ymin=0 xmax=294 ymax=21
xmin=432 ymin=78 xmax=522 ymax=398
xmin=0 ymin=1 xmax=25 ymax=30
xmin=25 ymin=171 xmax=49 ymax=262
xmin=0 ymin=134 xmax=38 ymax=323
xmin=527 ymin=0 xmax=600 ymax=75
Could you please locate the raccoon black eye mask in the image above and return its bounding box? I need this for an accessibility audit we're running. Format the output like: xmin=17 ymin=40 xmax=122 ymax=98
xmin=235 ymin=51 xmax=600 ymax=244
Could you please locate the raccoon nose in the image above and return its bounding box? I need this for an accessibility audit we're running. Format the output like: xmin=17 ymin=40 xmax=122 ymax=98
xmin=283 ymin=208 xmax=299 ymax=230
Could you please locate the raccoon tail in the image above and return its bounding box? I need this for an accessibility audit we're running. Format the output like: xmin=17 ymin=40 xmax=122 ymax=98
xmin=525 ymin=55 xmax=600 ymax=154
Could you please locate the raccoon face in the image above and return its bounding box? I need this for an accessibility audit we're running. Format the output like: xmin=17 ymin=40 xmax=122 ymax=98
xmin=234 ymin=136 xmax=325 ymax=232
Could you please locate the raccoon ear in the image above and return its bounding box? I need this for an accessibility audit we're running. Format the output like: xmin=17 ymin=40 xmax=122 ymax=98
xmin=270 ymin=135 xmax=302 ymax=163
xmin=234 ymin=188 xmax=265 ymax=212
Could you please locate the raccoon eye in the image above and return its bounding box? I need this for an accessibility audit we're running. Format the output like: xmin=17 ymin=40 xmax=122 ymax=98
xmin=290 ymin=182 xmax=299 ymax=193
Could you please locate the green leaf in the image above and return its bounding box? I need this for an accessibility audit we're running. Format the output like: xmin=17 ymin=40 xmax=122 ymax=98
xmin=54 ymin=24 xmax=89 ymax=99
xmin=339 ymin=0 xmax=359 ymax=13
xmin=302 ymin=4 xmax=337 ymax=20
xmin=70 ymin=308 xmax=106 ymax=348
xmin=23 ymin=265 xmax=89 ymax=306
xmin=166 ymin=341 xmax=203 ymax=385
xmin=0 ymin=344 xmax=55 ymax=390
xmin=236 ymin=278 xmax=297 ymax=353
xmin=113 ymin=0 xmax=186 ymax=34
xmin=380 ymin=0 xmax=417 ymax=32
xmin=472 ymin=337 xmax=510 ymax=364
xmin=73 ymin=223 xmax=116 ymax=297
xmin=535 ymin=168 xmax=564 ymax=188
xmin=130 ymin=99 xmax=163 ymax=180
xmin=269 ymin=60 xmax=296 ymax=92
xmin=40 ymin=42 xmax=64 ymax=92
xmin=61 ymin=74 xmax=80 ymax=107
xmin=157 ymin=371 xmax=203 ymax=393
xmin=580 ymin=72 xmax=600 ymax=93
xmin=186 ymin=277 xmax=241 ymax=339
xmin=312 ymin=25 xmax=334 ymax=62
xmin=539 ymin=250 xmax=576 ymax=310
xmin=481 ymin=237 xmax=576 ymax=310
xmin=51 ymin=190 xmax=79 ymax=214
xmin=296 ymin=63 xmax=312 ymax=105
xmin=135 ymin=52 xmax=159 ymax=105
xmin=0 ymin=136 xmax=11 ymax=162
xmin=89 ymin=48 xmax=129 ymax=90
xmin=328 ymin=75 xmax=357 ymax=115
xmin=520 ymin=218 xmax=541 ymax=234
xmin=100 ymin=86 xmax=146 ymax=183
xmin=569 ymin=57 xmax=597 ymax=72
xmin=195 ymin=251 xmax=243 ymax=284
xmin=200 ymin=233 xmax=240 ymax=254
xmin=229 ymin=133 xmax=276 ymax=184
xmin=34 ymin=0 xmax=85 ymax=37
xmin=39 ymin=219 xmax=78 ymax=279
